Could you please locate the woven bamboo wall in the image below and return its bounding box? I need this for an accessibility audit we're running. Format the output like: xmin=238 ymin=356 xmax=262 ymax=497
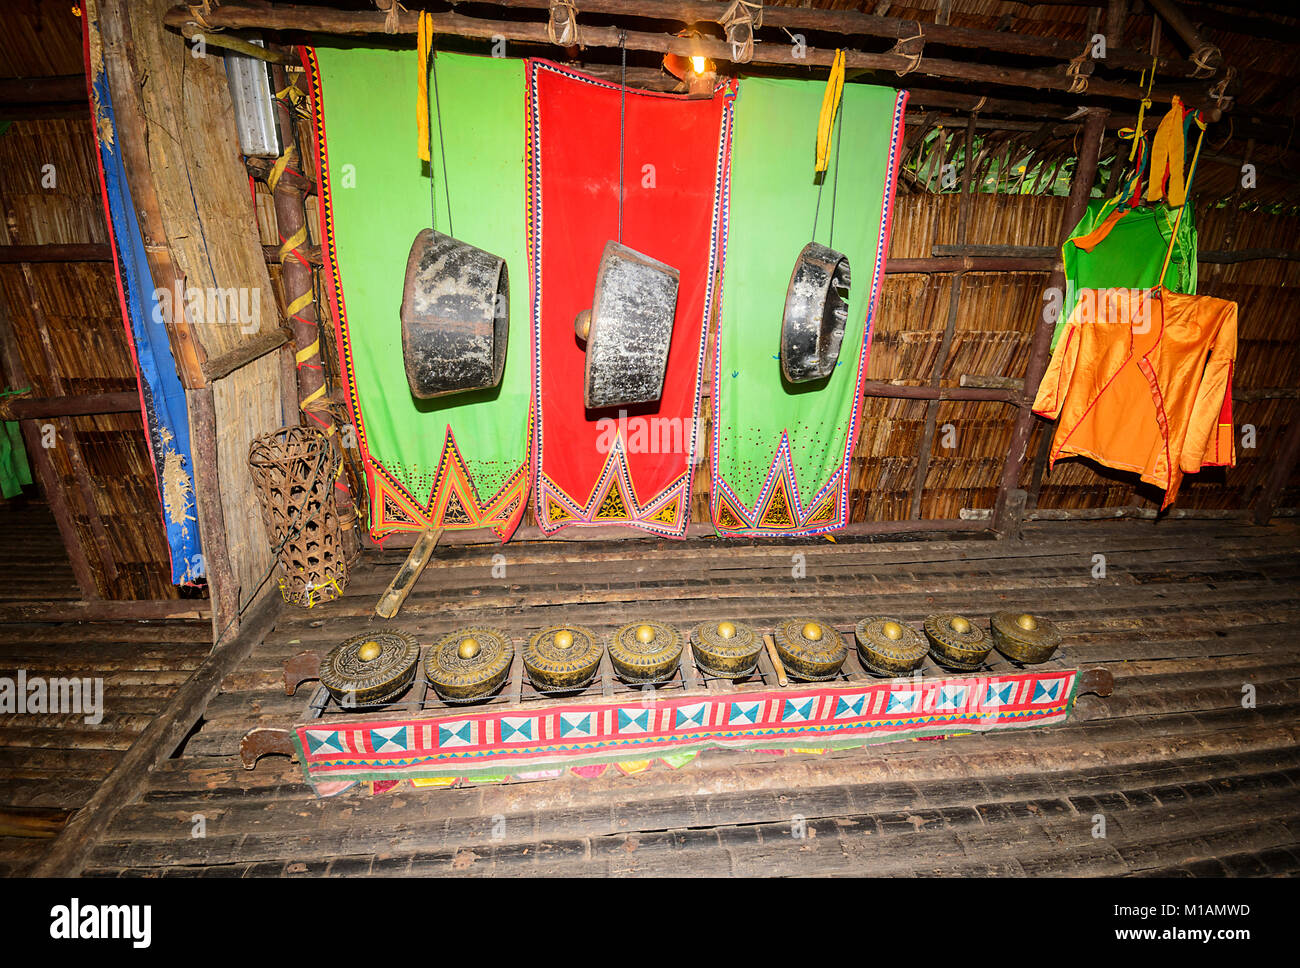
xmin=0 ymin=117 xmax=180 ymax=598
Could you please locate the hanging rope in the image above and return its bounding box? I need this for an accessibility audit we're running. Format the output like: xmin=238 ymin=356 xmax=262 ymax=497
xmin=1208 ymin=65 xmax=1237 ymax=111
xmin=547 ymin=0 xmax=582 ymax=47
xmin=617 ymin=31 xmax=627 ymax=244
xmin=1065 ymin=38 xmax=1094 ymax=94
xmin=721 ymin=1 xmax=763 ymax=64
xmin=889 ymin=23 xmax=925 ymax=77
xmin=1158 ymin=112 xmax=1207 ymax=288
xmin=374 ymin=0 xmax=406 ymax=35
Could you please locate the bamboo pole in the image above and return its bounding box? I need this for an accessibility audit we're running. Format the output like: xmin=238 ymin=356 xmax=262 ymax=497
xmin=160 ymin=3 xmax=1209 ymax=104
xmin=994 ymin=107 xmax=1110 ymax=532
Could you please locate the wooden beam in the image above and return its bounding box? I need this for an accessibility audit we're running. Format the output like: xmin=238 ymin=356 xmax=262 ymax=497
xmin=160 ymin=3 xmax=1208 ymax=104
xmin=934 ymin=242 xmax=1300 ymax=265
xmin=1147 ymin=0 xmax=1222 ymax=73
xmin=0 ymin=391 xmax=139 ymax=421
xmin=440 ymin=0 xmax=1209 ymax=79
xmin=186 ymin=386 xmax=241 ymax=645
xmin=0 ymin=599 xmax=210 ymax=622
xmin=886 ymin=255 xmax=1057 ymax=273
xmin=199 ymin=330 xmax=289 ymax=382
xmin=0 ymin=243 xmax=111 ymax=263
xmin=994 ymin=107 xmax=1110 ymax=532
xmin=28 ymin=589 xmax=278 ymax=877
xmin=861 ymin=381 xmax=1019 ymax=404
xmin=364 ymin=518 xmax=992 ymax=549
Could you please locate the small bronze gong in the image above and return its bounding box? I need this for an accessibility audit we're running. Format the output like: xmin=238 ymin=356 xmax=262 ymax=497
xmin=854 ymin=615 xmax=927 ymax=677
xmin=425 ymin=626 xmax=514 ymax=702
xmin=773 ymin=618 xmax=847 ymax=681
xmin=524 ymin=625 xmax=603 ymax=692
xmin=691 ymin=619 xmax=761 ymax=679
xmin=319 ymin=630 xmax=420 ymax=707
xmin=609 ymin=620 xmax=683 ymax=684
xmin=923 ymin=614 xmax=993 ymax=670
xmin=991 ymin=611 xmax=1063 ymax=664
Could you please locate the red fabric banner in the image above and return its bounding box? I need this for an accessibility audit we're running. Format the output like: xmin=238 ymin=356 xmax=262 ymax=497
xmin=526 ymin=60 xmax=733 ymax=536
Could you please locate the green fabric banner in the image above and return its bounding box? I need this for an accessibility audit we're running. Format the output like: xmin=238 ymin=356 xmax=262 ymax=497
xmin=711 ymin=79 xmax=907 ymax=535
xmin=1055 ymin=197 xmax=1198 ymax=351
xmin=308 ymin=47 xmax=531 ymax=539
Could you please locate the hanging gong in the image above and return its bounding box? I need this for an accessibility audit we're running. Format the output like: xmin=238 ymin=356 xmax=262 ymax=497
xmin=425 ymin=626 xmax=514 ymax=702
xmin=854 ymin=616 xmax=927 ymax=677
xmin=990 ymin=611 xmax=1063 ymax=664
xmin=923 ymin=614 xmax=993 ymax=671
xmin=524 ymin=624 xmax=603 ymax=692
xmin=575 ymin=240 xmax=680 ymax=410
xmin=609 ymin=620 xmax=683 ymax=684
xmin=319 ymin=630 xmax=420 ymax=707
xmin=400 ymin=228 xmax=509 ymax=399
xmin=780 ymin=242 xmax=851 ymax=383
xmin=773 ymin=618 xmax=848 ymax=681
xmin=691 ymin=619 xmax=762 ymax=679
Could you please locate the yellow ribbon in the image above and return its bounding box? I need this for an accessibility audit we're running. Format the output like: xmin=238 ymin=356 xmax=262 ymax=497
xmin=417 ymin=12 xmax=433 ymax=163
xmin=278 ymin=225 xmax=308 ymax=264
xmin=286 ymin=291 xmax=313 ymax=319
xmin=268 ymin=144 xmax=296 ymax=194
xmin=1129 ymin=55 xmax=1156 ymax=162
xmin=815 ymin=49 xmax=846 ymax=174
xmin=295 ymin=338 xmax=321 ymax=366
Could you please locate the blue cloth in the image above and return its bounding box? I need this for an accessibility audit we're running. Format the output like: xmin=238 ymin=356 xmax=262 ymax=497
xmin=89 ymin=56 xmax=204 ymax=584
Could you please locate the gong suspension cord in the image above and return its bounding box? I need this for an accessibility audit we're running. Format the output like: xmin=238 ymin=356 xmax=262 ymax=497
xmin=811 ymin=89 xmax=846 ymax=246
xmin=618 ymin=30 xmax=627 ymax=244
xmin=425 ymin=23 xmax=454 ymax=238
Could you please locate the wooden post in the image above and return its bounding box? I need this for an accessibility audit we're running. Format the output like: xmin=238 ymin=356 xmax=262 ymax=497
xmin=266 ymin=61 xmax=359 ymax=552
xmin=187 ymin=387 xmax=241 ymax=645
xmin=994 ymin=107 xmax=1109 ymax=532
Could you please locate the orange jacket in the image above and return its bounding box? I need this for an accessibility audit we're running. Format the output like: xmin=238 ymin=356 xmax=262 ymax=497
xmin=1032 ymin=288 xmax=1236 ymax=508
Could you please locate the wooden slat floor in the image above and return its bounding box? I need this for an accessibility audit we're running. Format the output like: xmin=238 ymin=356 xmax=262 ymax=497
xmin=61 ymin=517 xmax=1300 ymax=877
xmin=0 ymin=504 xmax=211 ymax=876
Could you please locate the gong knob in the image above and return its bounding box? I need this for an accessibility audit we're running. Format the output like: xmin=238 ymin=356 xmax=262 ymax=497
xmin=458 ymin=637 xmax=481 ymax=660
xmin=1016 ymin=613 xmax=1039 ymax=631
xmin=357 ymin=640 xmax=381 ymax=662
xmin=717 ymin=621 xmax=736 ymax=639
xmin=882 ymin=621 xmax=903 ymax=640
xmin=554 ymin=629 xmax=575 ymax=650
xmin=950 ymin=616 xmax=971 ymax=634
xmin=635 ymin=624 xmax=656 ymax=644
xmin=574 ymin=309 xmax=591 ymax=342
xmin=802 ymin=622 xmax=823 ymax=641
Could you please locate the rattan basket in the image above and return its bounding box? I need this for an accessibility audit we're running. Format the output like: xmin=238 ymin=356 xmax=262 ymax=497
xmin=248 ymin=426 xmax=348 ymax=608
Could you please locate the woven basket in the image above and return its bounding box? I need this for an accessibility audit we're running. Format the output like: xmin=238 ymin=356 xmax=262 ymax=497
xmin=248 ymin=426 xmax=348 ymax=608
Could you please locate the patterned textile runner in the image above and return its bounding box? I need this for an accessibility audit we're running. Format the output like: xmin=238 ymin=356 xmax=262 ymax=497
xmin=526 ymin=61 xmax=733 ymax=536
xmin=83 ymin=7 xmax=201 ymax=584
xmin=296 ymin=668 xmax=1078 ymax=789
xmin=305 ymin=48 xmax=531 ymax=541
xmin=711 ymin=80 xmax=906 ymax=536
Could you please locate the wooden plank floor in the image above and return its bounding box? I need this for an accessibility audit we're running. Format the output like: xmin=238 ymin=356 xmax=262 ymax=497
xmin=0 ymin=504 xmax=211 ymax=876
xmin=20 ymin=516 xmax=1300 ymax=877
